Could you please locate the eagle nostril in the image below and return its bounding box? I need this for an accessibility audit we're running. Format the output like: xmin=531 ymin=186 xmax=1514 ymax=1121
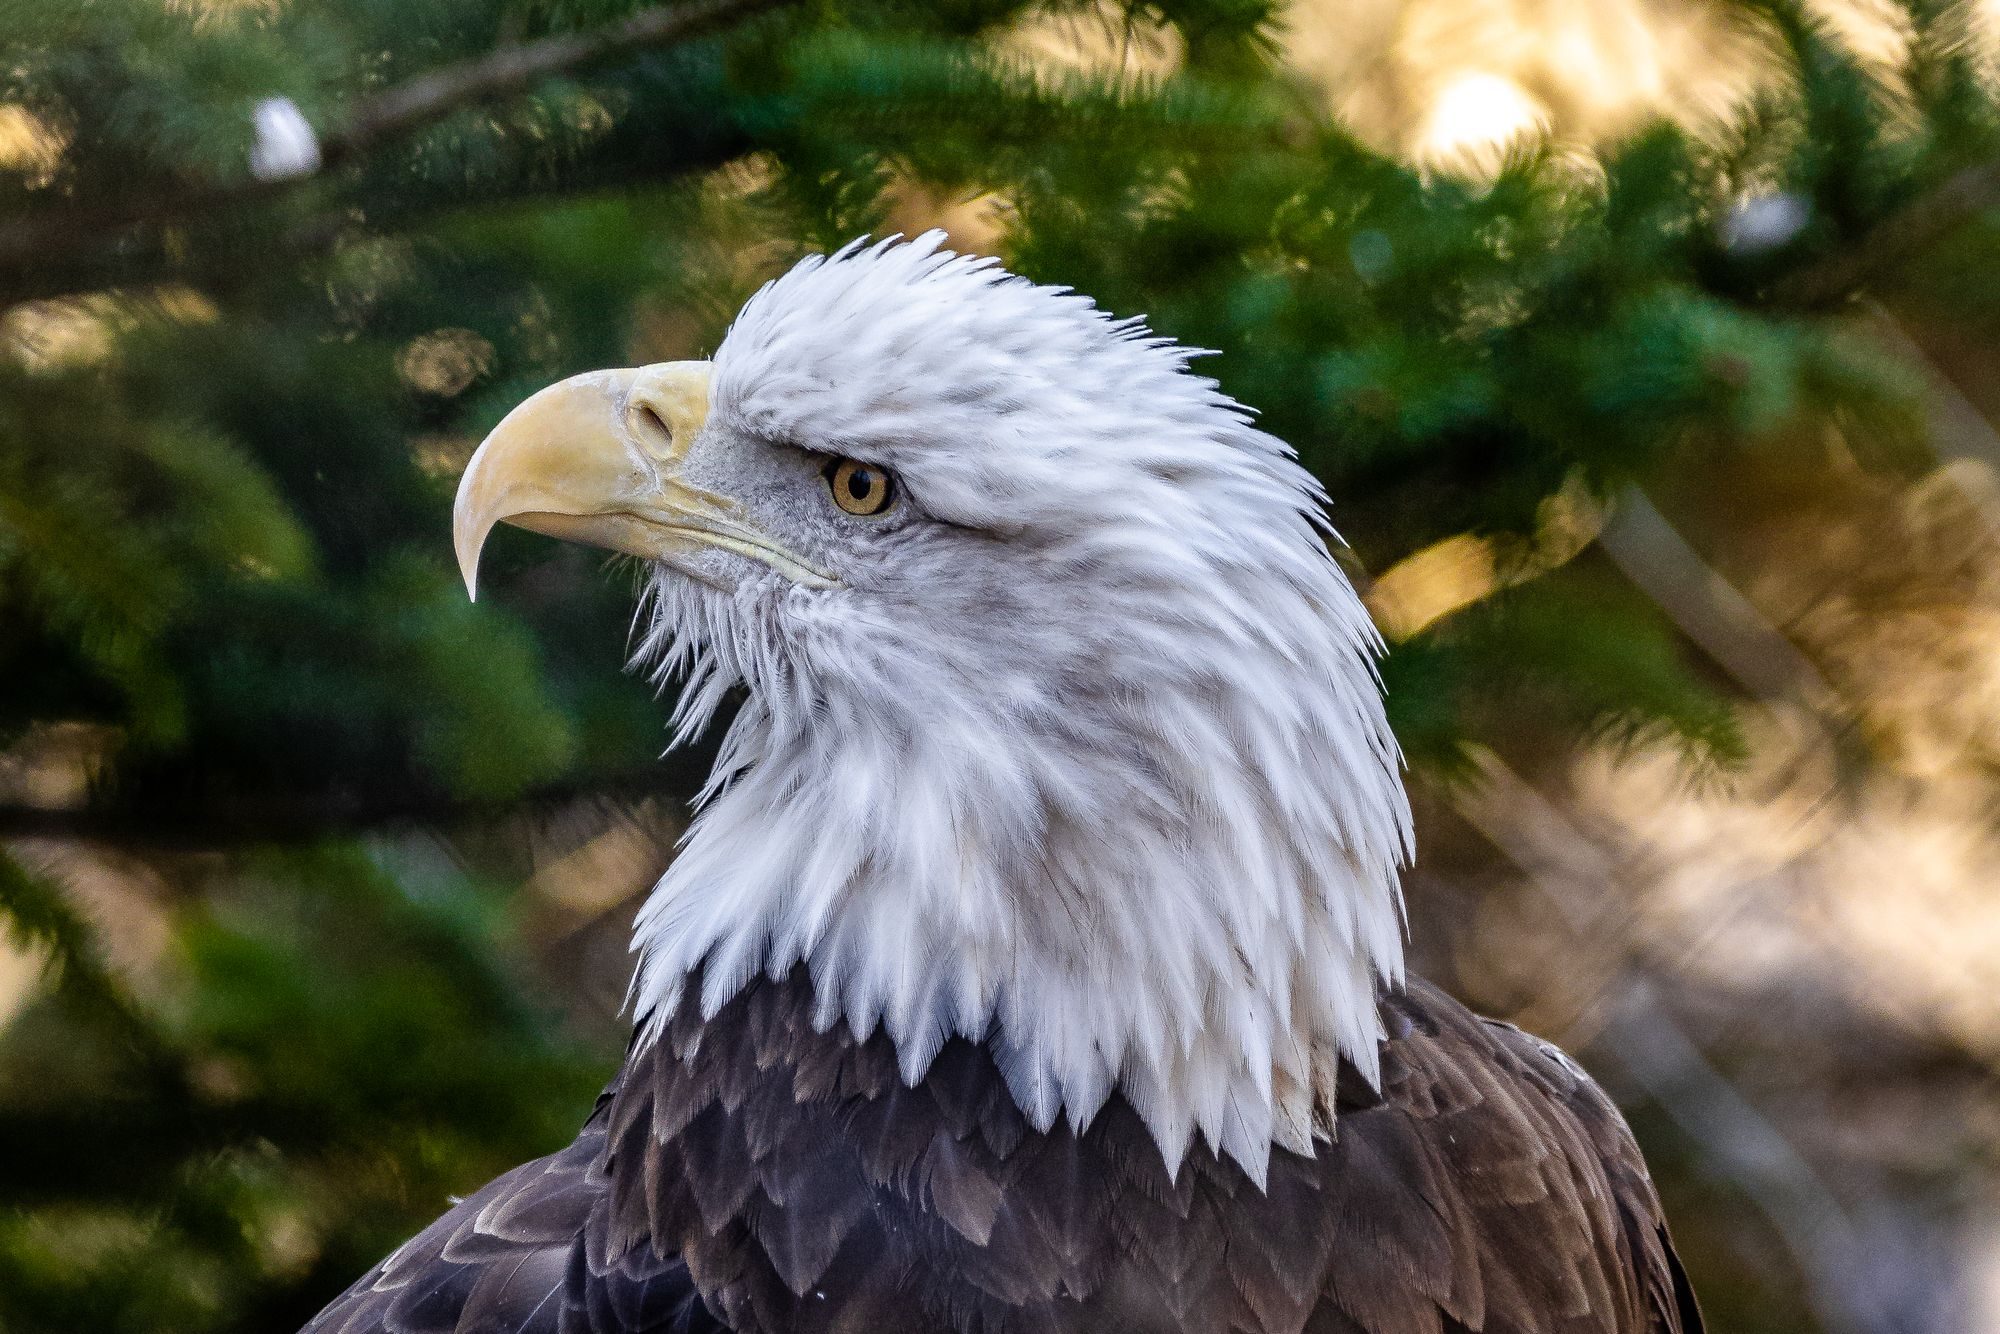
xmin=632 ymin=400 xmax=673 ymax=450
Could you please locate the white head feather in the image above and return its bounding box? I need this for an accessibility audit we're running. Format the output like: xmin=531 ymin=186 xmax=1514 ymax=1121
xmin=626 ymin=233 xmax=1412 ymax=1181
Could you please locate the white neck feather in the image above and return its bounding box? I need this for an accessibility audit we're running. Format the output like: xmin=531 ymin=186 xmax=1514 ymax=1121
xmin=627 ymin=560 xmax=1410 ymax=1184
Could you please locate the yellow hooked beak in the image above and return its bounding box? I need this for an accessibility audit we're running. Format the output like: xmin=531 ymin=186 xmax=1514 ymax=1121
xmin=452 ymin=361 xmax=836 ymax=599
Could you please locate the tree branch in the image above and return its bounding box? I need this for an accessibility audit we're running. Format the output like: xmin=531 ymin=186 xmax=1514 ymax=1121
xmin=0 ymin=754 xmax=714 ymax=848
xmin=1774 ymin=154 xmax=2000 ymax=308
xmin=333 ymin=0 xmax=786 ymax=157
xmin=0 ymin=0 xmax=788 ymax=280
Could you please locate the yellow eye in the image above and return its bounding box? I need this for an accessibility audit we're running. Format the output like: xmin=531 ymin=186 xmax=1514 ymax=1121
xmin=824 ymin=458 xmax=897 ymax=517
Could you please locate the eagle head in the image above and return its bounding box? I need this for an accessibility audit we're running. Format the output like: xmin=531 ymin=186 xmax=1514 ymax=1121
xmin=453 ymin=234 xmax=1412 ymax=1178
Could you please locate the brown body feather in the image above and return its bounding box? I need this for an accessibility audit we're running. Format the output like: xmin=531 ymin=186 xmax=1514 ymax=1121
xmin=305 ymin=972 xmax=1700 ymax=1334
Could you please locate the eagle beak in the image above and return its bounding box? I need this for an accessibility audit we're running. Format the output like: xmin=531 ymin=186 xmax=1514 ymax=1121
xmin=452 ymin=361 xmax=835 ymax=599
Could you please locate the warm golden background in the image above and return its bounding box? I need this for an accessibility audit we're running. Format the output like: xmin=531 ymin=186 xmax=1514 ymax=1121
xmin=3 ymin=1 xmax=1999 ymax=1330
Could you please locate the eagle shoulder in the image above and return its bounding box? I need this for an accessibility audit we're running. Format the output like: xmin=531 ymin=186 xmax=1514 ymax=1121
xmin=299 ymin=1084 xmax=718 ymax=1334
xmin=1321 ymin=981 xmax=1705 ymax=1334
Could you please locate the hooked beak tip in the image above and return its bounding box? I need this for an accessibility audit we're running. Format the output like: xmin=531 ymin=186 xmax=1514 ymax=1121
xmin=453 ymin=482 xmax=497 ymax=603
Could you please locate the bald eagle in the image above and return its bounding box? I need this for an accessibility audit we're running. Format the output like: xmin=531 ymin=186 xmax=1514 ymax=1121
xmin=307 ymin=235 xmax=1701 ymax=1334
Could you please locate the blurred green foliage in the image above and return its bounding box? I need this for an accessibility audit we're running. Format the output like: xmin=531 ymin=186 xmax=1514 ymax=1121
xmin=0 ymin=0 xmax=1996 ymax=1329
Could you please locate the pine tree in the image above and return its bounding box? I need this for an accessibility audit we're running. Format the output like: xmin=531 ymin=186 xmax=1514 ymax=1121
xmin=1 ymin=1 xmax=1996 ymax=1329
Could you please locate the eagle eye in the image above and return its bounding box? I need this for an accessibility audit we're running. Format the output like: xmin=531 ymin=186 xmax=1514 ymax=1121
xmin=824 ymin=458 xmax=897 ymax=517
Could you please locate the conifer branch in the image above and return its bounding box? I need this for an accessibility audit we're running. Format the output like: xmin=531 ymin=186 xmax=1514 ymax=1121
xmin=0 ymin=758 xmax=713 ymax=847
xmin=0 ymin=0 xmax=787 ymax=282
xmin=331 ymin=0 xmax=787 ymax=159
xmin=1775 ymin=153 xmax=2000 ymax=308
